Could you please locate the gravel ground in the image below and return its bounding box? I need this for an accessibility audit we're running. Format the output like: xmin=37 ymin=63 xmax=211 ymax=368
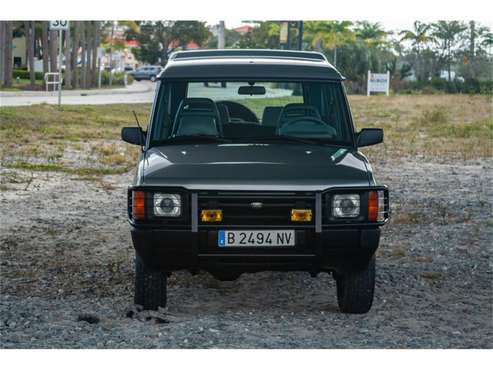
xmin=0 ymin=158 xmax=492 ymax=348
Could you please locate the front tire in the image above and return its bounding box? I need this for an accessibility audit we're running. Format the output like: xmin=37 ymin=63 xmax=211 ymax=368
xmin=335 ymin=255 xmax=375 ymax=314
xmin=134 ymin=255 xmax=167 ymax=310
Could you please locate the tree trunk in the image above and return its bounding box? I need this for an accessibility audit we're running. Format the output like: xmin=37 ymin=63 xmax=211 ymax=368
xmin=86 ymin=21 xmax=94 ymax=88
xmin=3 ymin=21 xmax=13 ymax=87
xmin=91 ymin=21 xmax=99 ymax=87
xmin=217 ymin=21 xmax=225 ymax=49
xmin=80 ymin=22 xmax=87 ymax=89
xmin=0 ymin=22 xmax=5 ymax=86
xmin=41 ymin=21 xmax=49 ymax=87
xmin=447 ymin=44 xmax=451 ymax=82
xmin=64 ymin=25 xmax=72 ymax=89
xmin=71 ymin=21 xmax=80 ymax=89
xmin=469 ymin=21 xmax=475 ymax=60
xmin=49 ymin=29 xmax=58 ymax=74
xmin=25 ymin=21 xmax=36 ymax=87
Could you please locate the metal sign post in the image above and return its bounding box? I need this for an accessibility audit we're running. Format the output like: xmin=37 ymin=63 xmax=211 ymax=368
xmin=49 ymin=21 xmax=69 ymax=107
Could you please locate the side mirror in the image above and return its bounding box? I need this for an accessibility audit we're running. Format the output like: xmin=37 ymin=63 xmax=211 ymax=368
xmin=357 ymin=128 xmax=383 ymax=147
xmin=121 ymin=127 xmax=145 ymax=146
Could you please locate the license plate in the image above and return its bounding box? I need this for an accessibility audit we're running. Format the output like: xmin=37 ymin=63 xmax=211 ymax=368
xmin=218 ymin=230 xmax=295 ymax=247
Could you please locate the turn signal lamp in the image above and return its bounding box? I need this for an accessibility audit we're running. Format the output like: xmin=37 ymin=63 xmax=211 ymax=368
xmin=368 ymin=191 xmax=379 ymax=221
xmin=132 ymin=191 xmax=145 ymax=220
xmin=291 ymin=209 xmax=313 ymax=222
xmin=201 ymin=209 xmax=223 ymax=222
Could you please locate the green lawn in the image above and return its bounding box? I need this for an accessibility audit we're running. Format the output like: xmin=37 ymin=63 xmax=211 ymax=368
xmin=0 ymin=94 xmax=491 ymax=179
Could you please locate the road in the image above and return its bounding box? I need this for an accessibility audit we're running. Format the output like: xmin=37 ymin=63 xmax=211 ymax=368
xmin=0 ymin=81 xmax=294 ymax=107
xmin=0 ymin=81 xmax=156 ymax=107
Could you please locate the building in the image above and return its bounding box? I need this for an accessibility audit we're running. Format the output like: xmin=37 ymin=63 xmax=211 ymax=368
xmin=232 ymin=25 xmax=253 ymax=35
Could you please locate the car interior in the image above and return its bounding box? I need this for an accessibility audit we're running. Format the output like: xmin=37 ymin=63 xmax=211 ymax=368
xmin=151 ymin=81 xmax=352 ymax=144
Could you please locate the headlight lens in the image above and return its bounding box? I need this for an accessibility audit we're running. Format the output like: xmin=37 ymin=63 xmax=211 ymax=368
xmin=153 ymin=193 xmax=181 ymax=217
xmin=333 ymin=194 xmax=360 ymax=218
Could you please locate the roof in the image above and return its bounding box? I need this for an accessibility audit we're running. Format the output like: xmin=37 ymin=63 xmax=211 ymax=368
xmin=232 ymin=25 xmax=253 ymax=34
xmin=160 ymin=49 xmax=344 ymax=81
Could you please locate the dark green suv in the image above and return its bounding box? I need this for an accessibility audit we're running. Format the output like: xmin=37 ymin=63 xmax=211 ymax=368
xmin=122 ymin=49 xmax=389 ymax=314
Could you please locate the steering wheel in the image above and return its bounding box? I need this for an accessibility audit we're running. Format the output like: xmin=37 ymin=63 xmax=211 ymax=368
xmin=278 ymin=104 xmax=322 ymax=126
xmin=278 ymin=117 xmax=337 ymax=137
xmin=217 ymin=101 xmax=259 ymax=123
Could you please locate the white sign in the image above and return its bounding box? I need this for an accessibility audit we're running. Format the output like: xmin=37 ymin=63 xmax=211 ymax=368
xmin=367 ymin=71 xmax=390 ymax=96
xmin=97 ymin=47 xmax=105 ymax=59
xmin=49 ymin=21 xmax=69 ymax=31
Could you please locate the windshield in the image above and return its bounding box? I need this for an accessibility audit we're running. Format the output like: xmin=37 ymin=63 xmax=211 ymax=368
xmin=149 ymin=80 xmax=353 ymax=146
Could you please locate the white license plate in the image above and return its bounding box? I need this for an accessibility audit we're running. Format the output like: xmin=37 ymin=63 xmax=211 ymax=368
xmin=218 ymin=230 xmax=295 ymax=247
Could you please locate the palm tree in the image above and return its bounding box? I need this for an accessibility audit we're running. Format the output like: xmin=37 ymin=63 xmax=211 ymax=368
xmin=355 ymin=21 xmax=387 ymax=47
xmin=355 ymin=21 xmax=388 ymax=72
xmin=64 ymin=23 xmax=72 ymax=89
xmin=24 ymin=21 xmax=36 ymax=87
xmin=2 ymin=21 xmax=13 ymax=87
xmin=400 ymin=21 xmax=433 ymax=81
xmin=431 ymin=21 xmax=467 ymax=81
xmin=71 ymin=21 xmax=80 ymax=89
xmin=41 ymin=21 xmax=49 ymax=86
xmin=305 ymin=21 xmax=354 ymax=66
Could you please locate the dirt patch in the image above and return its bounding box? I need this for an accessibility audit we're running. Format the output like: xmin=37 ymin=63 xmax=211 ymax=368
xmin=1 ymin=158 xmax=492 ymax=348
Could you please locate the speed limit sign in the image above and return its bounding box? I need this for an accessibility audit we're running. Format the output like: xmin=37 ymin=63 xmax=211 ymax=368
xmin=50 ymin=21 xmax=69 ymax=30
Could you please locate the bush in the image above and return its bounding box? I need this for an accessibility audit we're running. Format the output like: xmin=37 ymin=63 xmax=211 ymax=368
xmin=393 ymin=78 xmax=492 ymax=95
xmin=100 ymin=71 xmax=134 ymax=87
xmin=13 ymin=69 xmax=44 ymax=80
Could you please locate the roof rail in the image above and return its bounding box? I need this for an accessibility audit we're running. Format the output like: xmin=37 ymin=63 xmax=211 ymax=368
xmin=169 ymin=49 xmax=327 ymax=62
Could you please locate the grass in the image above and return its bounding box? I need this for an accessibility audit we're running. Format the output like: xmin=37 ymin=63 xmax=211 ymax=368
xmin=350 ymin=94 xmax=493 ymax=160
xmin=0 ymin=104 xmax=145 ymax=177
xmin=0 ymin=94 xmax=491 ymax=178
xmin=0 ymin=78 xmax=44 ymax=91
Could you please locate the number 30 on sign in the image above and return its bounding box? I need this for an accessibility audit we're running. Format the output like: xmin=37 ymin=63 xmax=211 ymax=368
xmin=50 ymin=21 xmax=69 ymax=30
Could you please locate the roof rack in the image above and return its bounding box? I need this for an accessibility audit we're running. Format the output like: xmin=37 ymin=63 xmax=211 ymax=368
xmin=169 ymin=49 xmax=328 ymax=62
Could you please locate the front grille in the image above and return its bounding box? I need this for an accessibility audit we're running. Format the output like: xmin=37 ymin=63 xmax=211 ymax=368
xmin=198 ymin=191 xmax=316 ymax=226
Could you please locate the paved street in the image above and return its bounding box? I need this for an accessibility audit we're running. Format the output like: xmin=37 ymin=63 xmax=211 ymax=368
xmin=0 ymin=81 xmax=156 ymax=106
xmin=0 ymin=81 xmax=294 ymax=107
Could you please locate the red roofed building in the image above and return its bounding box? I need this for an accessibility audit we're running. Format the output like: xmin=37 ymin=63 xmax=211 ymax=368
xmin=232 ymin=25 xmax=253 ymax=34
xmin=168 ymin=40 xmax=201 ymax=50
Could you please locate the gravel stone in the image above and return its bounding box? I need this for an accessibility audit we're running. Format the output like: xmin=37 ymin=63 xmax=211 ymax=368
xmin=0 ymin=159 xmax=492 ymax=348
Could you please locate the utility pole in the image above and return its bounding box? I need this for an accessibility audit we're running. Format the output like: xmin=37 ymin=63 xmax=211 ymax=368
xmin=109 ymin=21 xmax=116 ymax=70
xmin=217 ymin=21 xmax=225 ymax=49
xmin=58 ymin=28 xmax=63 ymax=106
xmin=297 ymin=21 xmax=304 ymax=50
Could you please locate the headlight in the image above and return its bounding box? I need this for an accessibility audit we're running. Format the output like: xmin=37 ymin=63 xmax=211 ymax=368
xmin=332 ymin=194 xmax=360 ymax=218
xmin=153 ymin=193 xmax=181 ymax=217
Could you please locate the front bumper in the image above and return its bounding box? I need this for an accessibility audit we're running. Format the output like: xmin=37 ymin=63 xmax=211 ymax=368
xmin=131 ymin=226 xmax=381 ymax=274
xmin=128 ymin=185 xmax=388 ymax=275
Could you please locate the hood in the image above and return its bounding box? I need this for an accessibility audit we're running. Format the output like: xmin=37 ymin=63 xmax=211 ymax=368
xmin=141 ymin=143 xmax=370 ymax=191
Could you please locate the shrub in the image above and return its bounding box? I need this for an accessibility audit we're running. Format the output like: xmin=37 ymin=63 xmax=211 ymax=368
xmin=13 ymin=69 xmax=44 ymax=80
xmin=392 ymin=77 xmax=493 ymax=95
xmin=100 ymin=71 xmax=134 ymax=87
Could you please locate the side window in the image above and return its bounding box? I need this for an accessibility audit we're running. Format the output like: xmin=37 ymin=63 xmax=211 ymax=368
xmin=151 ymin=83 xmax=170 ymax=142
xmin=321 ymin=83 xmax=351 ymax=141
xmin=150 ymin=82 xmax=187 ymax=144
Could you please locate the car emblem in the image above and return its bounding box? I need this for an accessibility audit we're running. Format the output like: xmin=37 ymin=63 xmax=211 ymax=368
xmin=250 ymin=202 xmax=263 ymax=209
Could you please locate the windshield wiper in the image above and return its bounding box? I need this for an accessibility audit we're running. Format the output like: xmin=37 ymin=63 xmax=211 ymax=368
xmin=159 ymin=135 xmax=231 ymax=144
xmin=246 ymin=135 xmax=323 ymax=146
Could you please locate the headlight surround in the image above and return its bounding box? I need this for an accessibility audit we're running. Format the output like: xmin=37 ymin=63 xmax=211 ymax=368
xmin=332 ymin=194 xmax=360 ymax=218
xmin=153 ymin=193 xmax=181 ymax=217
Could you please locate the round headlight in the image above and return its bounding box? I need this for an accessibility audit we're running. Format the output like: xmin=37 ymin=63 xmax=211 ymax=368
xmin=333 ymin=194 xmax=360 ymax=218
xmin=153 ymin=193 xmax=181 ymax=217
